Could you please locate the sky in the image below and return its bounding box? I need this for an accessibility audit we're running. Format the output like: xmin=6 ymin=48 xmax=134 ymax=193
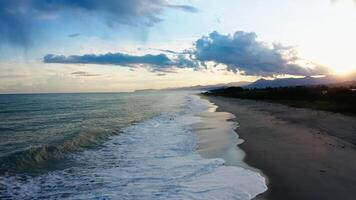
xmin=1 ymin=0 xmax=356 ymax=93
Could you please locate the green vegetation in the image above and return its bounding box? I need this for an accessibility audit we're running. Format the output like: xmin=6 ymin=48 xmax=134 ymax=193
xmin=204 ymin=85 xmax=356 ymax=116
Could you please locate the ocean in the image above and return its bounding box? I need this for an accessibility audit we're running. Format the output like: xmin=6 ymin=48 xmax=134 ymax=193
xmin=0 ymin=91 xmax=266 ymax=199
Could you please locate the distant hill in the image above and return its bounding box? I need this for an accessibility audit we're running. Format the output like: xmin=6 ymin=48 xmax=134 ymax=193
xmin=245 ymin=76 xmax=342 ymax=89
xmin=164 ymin=81 xmax=251 ymax=91
xmin=134 ymin=81 xmax=251 ymax=92
xmin=135 ymin=75 xmax=356 ymax=93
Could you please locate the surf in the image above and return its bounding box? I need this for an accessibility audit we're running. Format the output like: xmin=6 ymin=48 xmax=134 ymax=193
xmin=0 ymin=92 xmax=267 ymax=199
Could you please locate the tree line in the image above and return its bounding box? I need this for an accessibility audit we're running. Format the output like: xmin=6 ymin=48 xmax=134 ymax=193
xmin=204 ymin=85 xmax=356 ymax=115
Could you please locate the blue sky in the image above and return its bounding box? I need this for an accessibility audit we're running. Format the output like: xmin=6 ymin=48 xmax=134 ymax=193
xmin=1 ymin=0 xmax=356 ymax=93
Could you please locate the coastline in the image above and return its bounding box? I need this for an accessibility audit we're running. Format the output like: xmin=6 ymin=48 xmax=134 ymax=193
xmin=192 ymin=99 xmax=257 ymax=171
xmin=192 ymin=95 xmax=268 ymax=199
xmin=202 ymin=96 xmax=356 ymax=200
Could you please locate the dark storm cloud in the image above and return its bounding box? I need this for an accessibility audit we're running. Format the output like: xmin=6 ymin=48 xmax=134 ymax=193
xmin=0 ymin=0 xmax=196 ymax=46
xmin=189 ymin=31 xmax=328 ymax=76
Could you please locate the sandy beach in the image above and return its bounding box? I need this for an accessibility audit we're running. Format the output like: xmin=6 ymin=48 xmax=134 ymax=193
xmin=192 ymin=104 xmax=257 ymax=171
xmin=203 ymin=96 xmax=356 ymax=200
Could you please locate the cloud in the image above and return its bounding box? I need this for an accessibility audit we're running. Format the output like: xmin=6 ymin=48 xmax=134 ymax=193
xmin=68 ymin=33 xmax=80 ymax=38
xmin=147 ymin=48 xmax=181 ymax=54
xmin=71 ymin=71 xmax=100 ymax=77
xmin=44 ymin=52 xmax=173 ymax=68
xmin=43 ymin=51 xmax=197 ymax=72
xmin=0 ymin=0 xmax=196 ymax=47
xmin=189 ymin=31 xmax=329 ymax=76
xmin=43 ymin=31 xmax=330 ymax=77
xmin=166 ymin=5 xmax=198 ymax=12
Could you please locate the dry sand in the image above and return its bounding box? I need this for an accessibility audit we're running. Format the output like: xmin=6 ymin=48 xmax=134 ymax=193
xmin=204 ymin=96 xmax=356 ymax=200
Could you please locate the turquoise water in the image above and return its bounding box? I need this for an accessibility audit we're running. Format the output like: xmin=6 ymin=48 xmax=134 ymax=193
xmin=0 ymin=91 xmax=266 ymax=199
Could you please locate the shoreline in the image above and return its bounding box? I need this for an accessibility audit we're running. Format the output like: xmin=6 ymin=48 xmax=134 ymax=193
xmin=203 ymin=96 xmax=356 ymax=200
xmin=192 ymin=95 xmax=268 ymax=199
xmin=192 ymin=99 xmax=253 ymax=170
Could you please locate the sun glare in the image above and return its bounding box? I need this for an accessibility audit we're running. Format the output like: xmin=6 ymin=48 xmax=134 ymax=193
xmin=331 ymin=66 xmax=356 ymax=75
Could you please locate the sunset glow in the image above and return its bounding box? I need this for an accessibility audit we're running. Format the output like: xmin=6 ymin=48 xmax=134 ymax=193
xmin=0 ymin=0 xmax=356 ymax=93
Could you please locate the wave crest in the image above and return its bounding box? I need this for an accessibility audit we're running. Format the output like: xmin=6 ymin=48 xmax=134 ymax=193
xmin=0 ymin=128 xmax=110 ymax=174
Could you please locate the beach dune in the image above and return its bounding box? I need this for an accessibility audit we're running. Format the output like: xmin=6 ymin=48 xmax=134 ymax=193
xmin=204 ymin=96 xmax=356 ymax=200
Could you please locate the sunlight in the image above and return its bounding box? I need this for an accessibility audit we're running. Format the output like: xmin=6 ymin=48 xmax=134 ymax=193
xmin=331 ymin=66 xmax=356 ymax=75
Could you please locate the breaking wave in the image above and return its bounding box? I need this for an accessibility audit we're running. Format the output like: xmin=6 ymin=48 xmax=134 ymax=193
xmin=0 ymin=93 xmax=267 ymax=199
xmin=0 ymin=128 xmax=112 ymax=173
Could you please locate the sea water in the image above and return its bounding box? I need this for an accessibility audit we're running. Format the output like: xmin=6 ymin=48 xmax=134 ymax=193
xmin=0 ymin=91 xmax=266 ymax=199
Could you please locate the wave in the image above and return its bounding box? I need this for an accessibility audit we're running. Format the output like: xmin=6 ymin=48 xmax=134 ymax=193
xmin=1 ymin=93 xmax=267 ymax=200
xmin=0 ymin=128 xmax=113 ymax=174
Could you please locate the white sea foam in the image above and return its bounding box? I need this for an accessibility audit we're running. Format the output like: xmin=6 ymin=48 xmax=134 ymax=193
xmin=1 ymin=92 xmax=267 ymax=200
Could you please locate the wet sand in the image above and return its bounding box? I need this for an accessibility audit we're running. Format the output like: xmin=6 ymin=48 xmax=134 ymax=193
xmin=192 ymin=106 xmax=252 ymax=170
xmin=203 ymin=96 xmax=356 ymax=200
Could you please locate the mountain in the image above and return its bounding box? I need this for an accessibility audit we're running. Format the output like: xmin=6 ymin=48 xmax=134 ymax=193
xmin=164 ymin=81 xmax=251 ymax=91
xmin=245 ymin=76 xmax=342 ymax=88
